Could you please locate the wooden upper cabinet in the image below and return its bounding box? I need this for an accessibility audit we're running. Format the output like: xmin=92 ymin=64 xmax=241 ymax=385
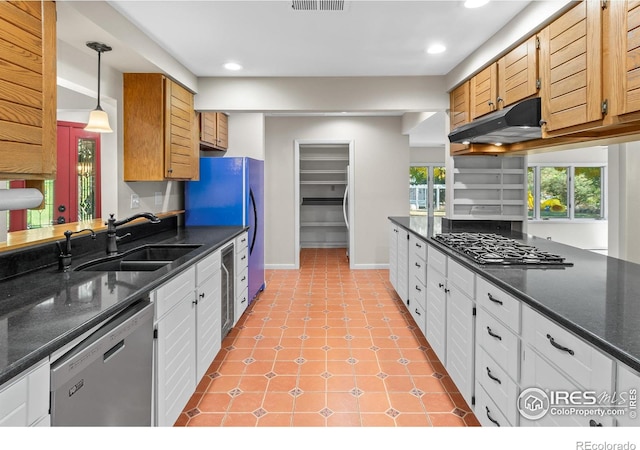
xmin=199 ymin=112 xmax=228 ymax=150
xmin=497 ymin=35 xmax=539 ymax=108
xmin=0 ymin=1 xmax=56 ymax=180
xmin=470 ymin=64 xmax=498 ymax=120
xmin=123 ymin=73 xmax=199 ymax=181
xmin=606 ymin=0 xmax=640 ymax=120
xmin=450 ymin=81 xmax=470 ymax=130
xmin=539 ymin=0 xmax=603 ymax=135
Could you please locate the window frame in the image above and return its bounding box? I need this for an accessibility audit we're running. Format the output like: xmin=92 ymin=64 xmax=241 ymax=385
xmin=527 ymin=163 xmax=607 ymax=221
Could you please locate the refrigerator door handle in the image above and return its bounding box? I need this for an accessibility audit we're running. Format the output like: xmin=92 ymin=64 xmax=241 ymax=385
xmin=342 ymin=184 xmax=349 ymax=230
xmin=249 ymin=188 xmax=258 ymax=255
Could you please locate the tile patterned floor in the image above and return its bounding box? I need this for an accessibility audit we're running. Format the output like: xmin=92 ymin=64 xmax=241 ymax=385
xmin=175 ymin=248 xmax=480 ymax=427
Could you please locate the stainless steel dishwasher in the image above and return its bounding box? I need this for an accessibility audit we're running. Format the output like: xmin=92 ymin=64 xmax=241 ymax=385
xmin=50 ymin=299 xmax=154 ymax=426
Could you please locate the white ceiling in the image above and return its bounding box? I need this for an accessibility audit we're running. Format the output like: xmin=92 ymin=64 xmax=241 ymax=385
xmin=57 ymin=0 xmax=536 ymax=147
xmin=107 ymin=0 xmax=532 ymax=77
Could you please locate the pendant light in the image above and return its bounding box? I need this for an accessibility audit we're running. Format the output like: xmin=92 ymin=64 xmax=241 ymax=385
xmin=84 ymin=41 xmax=113 ymax=133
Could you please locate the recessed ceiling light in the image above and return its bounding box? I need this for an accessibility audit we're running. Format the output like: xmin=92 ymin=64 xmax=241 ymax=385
xmin=427 ymin=44 xmax=446 ymax=55
xmin=464 ymin=0 xmax=490 ymax=8
xmin=223 ymin=62 xmax=243 ymax=71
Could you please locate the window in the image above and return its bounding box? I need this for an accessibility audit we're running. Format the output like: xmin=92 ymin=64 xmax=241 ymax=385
xmin=410 ymin=165 xmax=446 ymax=216
xmin=527 ymin=165 xmax=605 ymax=220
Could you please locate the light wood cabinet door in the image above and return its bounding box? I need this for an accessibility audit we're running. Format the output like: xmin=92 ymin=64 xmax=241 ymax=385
xmin=124 ymin=73 xmax=198 ymax=181
xmin=199 ymin=112 xmax=228 ymax=150
xmin=216 ymin=112 xmax=228 ymax=149
xmin=539 ymin=1 xmax=603 ymax=135
xmin=470 ymin=63 xmax=498 ymax=120
xmin=607 ymin=0 xmax=640 ymax=120
xmin=449 ymin=81 xmax=470 ymax=130
xmin=497 ymin=35 xmax=539 ymax=108
xmin=0 ymin=1 xmax=56 ymax=179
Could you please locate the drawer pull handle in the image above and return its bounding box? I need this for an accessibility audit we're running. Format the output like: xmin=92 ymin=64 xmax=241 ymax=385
xmin=485 ymin=407 xmax=500 ymax=427
xmin=486 ymin=367 xmax=502 ymax=384
xmin=546 ymin=334 xmax=575 ymax=355
xmin=487 ymin=326 xmax=502 ymax=341
xmin=415 ymin=308 xmax=421 ymax=316
xmin=416 ymin=243 xmax=422 ymax=248
xmin=241 ymin=297 xmax=247 ymax=304
xmin=487 ymin=293 xmax=503 ymax=305
xmin=589 ymin=419 xmax=602 ymax=427
xmin=438 ymin=283 xmax=444 ymax=289
xmin=415 ymin=262 xmax=421 ymax=268
xmin=241 ymin=255 xmax=247 ymax=260
xmin=199 ymin=293 xmax=205 ymax=298
xmin=415 ymin=285 xmax=421 ymax=292
xmin=241 ymin=276 xmax=246 ymax=282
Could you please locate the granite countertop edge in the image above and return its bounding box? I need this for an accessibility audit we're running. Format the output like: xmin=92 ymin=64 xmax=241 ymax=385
xmin=0 ymin=225 xmax=247 ymax=386
xmin=388 ymin=216 xmax=640 ymax=374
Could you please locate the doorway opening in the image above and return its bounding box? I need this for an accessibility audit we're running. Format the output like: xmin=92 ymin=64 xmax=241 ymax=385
xmin=409 ymin=164 xmax=446 ymax=217
xmin=294 ymin=140 xmax=354 ymax=269
xmin=7 ymin=122 xmax=102 ymax=231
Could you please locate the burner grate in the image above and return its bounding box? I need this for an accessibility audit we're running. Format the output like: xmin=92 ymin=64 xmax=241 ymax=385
xmin=434 ymin=233 xmax=572 ymax=266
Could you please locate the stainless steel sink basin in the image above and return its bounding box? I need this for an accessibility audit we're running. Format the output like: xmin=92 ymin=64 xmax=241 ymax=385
xmin=75 ymin=244 xmax=202 ymax=272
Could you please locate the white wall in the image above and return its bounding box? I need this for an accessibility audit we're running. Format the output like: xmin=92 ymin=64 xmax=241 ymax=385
xmin=224 ymin=113 xmax=266 ymax=160
xmin=265 ymin=116 xmax=409 ymax=268
xmin=410 ymin=147 xmax=446 ymax=165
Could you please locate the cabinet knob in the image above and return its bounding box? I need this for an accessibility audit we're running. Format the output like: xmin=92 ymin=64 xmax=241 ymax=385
xmin=539 ymin=119 xmax=547 ymax=127
xmin=199 ymin=292 xmax=205 ymax=298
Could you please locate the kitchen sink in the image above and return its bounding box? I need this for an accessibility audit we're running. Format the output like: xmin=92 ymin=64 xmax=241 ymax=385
xmin=75 ymin=244 xmax=202 ymax=272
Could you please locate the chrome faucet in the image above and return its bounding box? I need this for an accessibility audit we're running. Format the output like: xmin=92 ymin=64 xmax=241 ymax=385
xmin=58 ymin=228 xmax=96 ymax=271
xmin=105 ymin=212 xmax=161 ymax=256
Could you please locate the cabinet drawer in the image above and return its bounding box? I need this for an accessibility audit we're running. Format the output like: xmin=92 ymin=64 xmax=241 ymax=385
xmin=237 ymin=266 xmax=248 ymax=291
xmin=447 ymin=258 xmax=475 ymax=298
xmin=476 ymin=307 xmax=520 ymax=380
xmin=409 ymin=251 xmax=426 ymax=286
xmin=409 ymin=234 xmax=427 ymax=261
xmin=409 ymin=278 xmax=426 ymax=312
xmin=520 ymin=346 xmax=614 ymax=427
xmin=616 ymin=363 xmax=640 ymax=427
xmin=475 ymin=382 xmax=512 ymax=427
xmin=236 ymin=232 xmax=249 ymax=251
xmin=0 ymin=359 xmax=49 ymax=427
xmin=427 ymin=245 xmax=447 ymax=276
xmin=476 ymin=347 xmax=519 ymax=426
xmin=476 ymin=277 xmax=521 ymax=333
xmin=196 ymin=250 xmax=220 ymax=284
xmin=522 ymin=306 xmax=613 ymax=391
xmin=155 ymin=267 xmax=196 ymax=320
xmin=235 ymin=245 xmax=249 ymax=270
xmin=236 ymin=286 xmax=249 ymax=318
xmin=408 ymin=299 xmax=426 ymax=336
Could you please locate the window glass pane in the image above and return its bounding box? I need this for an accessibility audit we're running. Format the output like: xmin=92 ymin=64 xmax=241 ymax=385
xmin=410 ymin=166 xmax=428 ymax=215
xmin=433 ymin=166 xmax=446 ymax=216
xmin=527 ymin=167 xmax=535 ymax=219
xmin=574 ymin=167 xmax=602 ymax=219
xmin=77 ymin=138 xmax=98 ymax=222
xmin=26 ymin=180 xmax=54 ymax=229
xmin=540 ymin=167 xmax=568 ymax=219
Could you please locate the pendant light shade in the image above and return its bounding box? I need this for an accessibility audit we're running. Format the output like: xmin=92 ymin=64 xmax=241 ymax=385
xmin=85 ymin=41 xmax=113 ymax=133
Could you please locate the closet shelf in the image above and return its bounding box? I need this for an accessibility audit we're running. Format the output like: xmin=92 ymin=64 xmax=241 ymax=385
xmin=301 ymin=221 xmax=347 ymax=227
xmin=302 ymin=197 xmax=344 ymax=206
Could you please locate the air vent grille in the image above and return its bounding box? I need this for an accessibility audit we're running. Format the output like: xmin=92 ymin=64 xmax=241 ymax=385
xmin=292 ymin=0 xmax=345 ymax=11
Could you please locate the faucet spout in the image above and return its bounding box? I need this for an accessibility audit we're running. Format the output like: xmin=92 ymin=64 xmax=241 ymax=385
xmin=105 ymin=212 xmax=161 ymax=256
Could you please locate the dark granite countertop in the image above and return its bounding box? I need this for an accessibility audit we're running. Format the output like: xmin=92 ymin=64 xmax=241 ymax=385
xmin=0 ymin=224 xmax=246 ymax=386
xmin=389 ymin=216 xmax=640 ymax=374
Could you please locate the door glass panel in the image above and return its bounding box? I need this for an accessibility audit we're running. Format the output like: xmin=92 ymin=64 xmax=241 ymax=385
xmin=527 ymin=167 xmax=535 ymax=219
xmin=433 ymin=166 xmax=446 ymax=216
xmin=27 ymin=180 xmax=55 ymax=228
xmin=410 ymin=166 xmax=428 ymax=215
xmin=77 ymin=138 xmax=99 ymax=221
xmin=540 ymin=167 xmax=568 ymax=219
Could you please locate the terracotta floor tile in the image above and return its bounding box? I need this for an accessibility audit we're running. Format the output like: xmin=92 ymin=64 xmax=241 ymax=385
xmin=223 ymin=413 xmax=259 ymax=427
xmin=178 ymin=248 xmax=477 ymax=427
xmin=293 ymin=392 xmax=326 ymax=413
xmin=257 ymin=413 xmax=293 ymax=427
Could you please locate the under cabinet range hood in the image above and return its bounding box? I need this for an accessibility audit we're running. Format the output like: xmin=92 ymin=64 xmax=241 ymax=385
xmin=448 ymin=97 xmax=542 ymax=145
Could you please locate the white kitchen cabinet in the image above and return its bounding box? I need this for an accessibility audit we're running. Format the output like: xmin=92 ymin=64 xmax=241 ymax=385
xmin=616 ymin=363 xmax=640 ymax=427
xmin=0 ymin=359 xmax=50 ymax=427
xmin=235 ymin=232 xmax=249 ymax=322
xmin=195 ymin=250 xmax=222 ymax=382
xmin=476 ymin=346 xmax=519 ymax=426
xmin=407 ymin=234 xmax=428 ymax=335
xmin=154 ymin=266 xmax=197 ymax=427
xmin=388 ymin=221 xmax=409 ymax=303
xmin=475 ymin=380 xmax=510 ymax=427
xmin=426 ymin=262 xmax=447 ymax=364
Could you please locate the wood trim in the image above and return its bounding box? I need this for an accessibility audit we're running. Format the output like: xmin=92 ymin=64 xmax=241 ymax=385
xmin=0 ymin=210 xmax=186 ymax=253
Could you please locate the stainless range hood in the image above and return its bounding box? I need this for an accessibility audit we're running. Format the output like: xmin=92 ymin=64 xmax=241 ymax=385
xmin=448 ymin=97 xmax=542 ymax=145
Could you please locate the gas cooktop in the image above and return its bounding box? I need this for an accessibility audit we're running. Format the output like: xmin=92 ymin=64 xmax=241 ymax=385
xmin=433 ymin=232 xmax=572 ymax=266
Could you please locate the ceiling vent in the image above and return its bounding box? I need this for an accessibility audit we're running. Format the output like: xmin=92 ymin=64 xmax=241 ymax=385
xmin=292 ymin=0 xmax=345 ymax=11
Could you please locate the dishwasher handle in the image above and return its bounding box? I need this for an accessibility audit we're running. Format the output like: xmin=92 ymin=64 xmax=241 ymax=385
xmin=50 ymin=300 xmax=153 ymax=390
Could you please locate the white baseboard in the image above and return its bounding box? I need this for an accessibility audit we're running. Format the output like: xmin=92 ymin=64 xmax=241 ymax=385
xmin=265 ymin=264 xmax=297 ymax=270
xmin=351 ymin=263 xmax=389 ymax=270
